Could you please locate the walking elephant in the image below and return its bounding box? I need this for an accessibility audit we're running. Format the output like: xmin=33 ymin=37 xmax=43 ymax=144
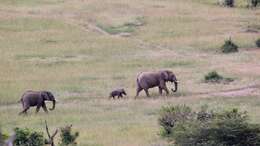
xmin=109 ymin=88 xmax=127 ymax=99
xmin=19 ymin=90 xmax=56 ymax=115
xmin=135 ymin=70 xmax=178 ymax=97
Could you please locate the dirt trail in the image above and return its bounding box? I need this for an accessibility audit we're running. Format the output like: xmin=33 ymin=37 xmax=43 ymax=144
xmin=194 ymin=84 xmax=260 ymax=98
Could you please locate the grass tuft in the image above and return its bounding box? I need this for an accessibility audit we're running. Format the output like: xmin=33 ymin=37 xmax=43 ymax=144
xmin=256 ymin=38 xmax=260 ymax=48
xmin=221 ymin=38 xmax=238 ymax=53
xmin=204 ymin=71 xmax=234 ymax=83
xmin=97 ymin=17 xmax=145 ymax=35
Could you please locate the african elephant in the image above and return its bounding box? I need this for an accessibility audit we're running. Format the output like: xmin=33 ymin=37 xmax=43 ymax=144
xmin=109 ymin=88 xmax=127 ymax=99
xmin=19 ymin=90 xmax=56 ymax=115
xmin=135 ymin=70 xmax=178 ymax=97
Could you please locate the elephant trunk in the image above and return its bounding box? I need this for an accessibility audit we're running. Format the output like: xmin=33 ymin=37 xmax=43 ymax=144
xmin=49 ymin=100 xmax=55 ymax=110
xmin=172 ymin=81 xmax=178 ymax=92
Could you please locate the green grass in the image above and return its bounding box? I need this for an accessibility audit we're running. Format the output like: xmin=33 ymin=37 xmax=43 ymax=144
xmin=97 ymin=23 xmax=135 ymax=35
xmin=0 ymin=0 xmax=63 ymax=7
xmin=97 ymin=17 xmax=145 ymax=35
xmin=0 ymin=0 xmax=260 ymax=146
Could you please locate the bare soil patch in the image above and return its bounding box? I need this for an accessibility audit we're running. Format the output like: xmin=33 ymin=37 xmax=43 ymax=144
xmin=211 ymin=84 xmax=260 ymax=97
xmin=198 ymin=84 xmax=260 ymax=98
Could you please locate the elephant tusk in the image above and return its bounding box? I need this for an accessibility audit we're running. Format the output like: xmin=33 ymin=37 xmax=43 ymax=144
xmin=172 ymin=81 xmax=178 ymax=92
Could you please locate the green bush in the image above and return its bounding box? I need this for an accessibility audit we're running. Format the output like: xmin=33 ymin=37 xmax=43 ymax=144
xmin=204 ymin=71 xmax=223 ymax=83
xmin=225 ymin=0 xmax=234 ymax=7
xmin=158 ymin=105 xmax=194 ymax=136
xmin=256 ymin=38 xmax=260 ymax=48
xmin=14 ymin=127 xmax=45 ymax=146
xmin=219 ymin=0 xmax=234 ymax=7
xmin=204 ymin=71 xmax=234 ymax=83
xmin=0 ymin=130 xmax=3 ymax=145
xmin=196 ymin=105 xmax=214 ymax=122
xmin=59 ymin=125 xmax=79 ymax=146
xmin=221 ymin=38 xmax=238 ymax=53
xmin=0 ymin=131 xmax=9 ymax=145
xmin=251 ymin=0 xmax=259 ymax=7
xmin=159 ymin=105 xmax=260 ymax=146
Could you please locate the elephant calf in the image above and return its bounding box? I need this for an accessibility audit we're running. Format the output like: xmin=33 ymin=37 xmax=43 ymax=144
xmin=19 ymin=90 xmax=56 ymax=115
xmin=109 ymin=89 xmax=127 ymax=99
xmin=135 ymin=70 xmax=178 ymax=97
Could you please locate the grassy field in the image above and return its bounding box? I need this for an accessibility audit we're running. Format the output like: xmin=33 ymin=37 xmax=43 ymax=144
xmin=0 ymin=0 xmax=260 ymax=145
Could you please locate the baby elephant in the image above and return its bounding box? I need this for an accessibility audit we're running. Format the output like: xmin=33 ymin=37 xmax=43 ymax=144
xmin=19 ymin=90 xmax=56 ymax=115
xmin=109 ymin=89 xmax=127 ymax=99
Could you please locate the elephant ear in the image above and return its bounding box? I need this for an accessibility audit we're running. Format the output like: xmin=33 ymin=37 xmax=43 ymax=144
xmin=161 ymin=71 xmax=169 ymax=81
xmin=41 ymin=91 xmax=49 ymax=100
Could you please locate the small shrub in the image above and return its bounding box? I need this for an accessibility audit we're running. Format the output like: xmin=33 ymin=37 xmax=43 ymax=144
xmin=158 ymin=105 xmax=194 ymax=136
xmin=251 ymin=0 xmax=259 ymax=7
xmin=225 ymin=0 xmax=234 ymax=7
xmin=14 ymin=127 xmax=45 ymax=146
xmin=256 ymin=38 xmax=260 ymax=48
xmin=159 ymin=105 xmax=260 ymax=146
xmin=0 ymin=130 xmax=4 ymax=145
xmin=204 ymin=71 xmax=234 ymax=84
xmin=196 ymin=105 xmax=214 ymax=122
xmin=59 ymin=125 xmax=79 ymax=146
xmin=204 ymin=71 xmax=223 ymax=83
xmin=218 ymin=0 xmax=234 ymax=7
xmin=0 ymin=131 xmax=9 ymax=145
xmin=221 ymin=38 xmax=238 ymax=53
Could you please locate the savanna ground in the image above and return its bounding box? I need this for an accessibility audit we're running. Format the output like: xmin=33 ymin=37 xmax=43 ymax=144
xmin=0 ymin=0 xmax=260 ymax=145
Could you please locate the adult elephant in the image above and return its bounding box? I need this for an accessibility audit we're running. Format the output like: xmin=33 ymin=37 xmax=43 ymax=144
xmin=135 ymin=70 xmax=178 ymax=97
xmin=19 ymin=90 xmax=56 ymax=115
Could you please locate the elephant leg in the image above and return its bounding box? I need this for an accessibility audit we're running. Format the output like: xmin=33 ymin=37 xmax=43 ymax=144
xmin=135 ymin=87 xmax=143 ymax=98
xmin=164 ymin=87 xmax=169 ymax=95
xmin=158 ymin=87 xmax=163 ymax=95
xmin=36 ymin=105 xmax=41 ymax=113
xmin=160 ymin=82 xmax=169 ymax=95
xmin=109 ymin=95 xmax=113 ymax=100
xmin=42 ymin=103 xmax=48 ymax=113
xmin=19 ymin=106 xmax=30 ymax=115
xmin=144 ymin=89 xmax=150 ymax=97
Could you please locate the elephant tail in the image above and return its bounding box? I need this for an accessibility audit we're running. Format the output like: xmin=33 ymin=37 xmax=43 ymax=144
xmin=17 ymin=99 xmax=23 ymax=107
xmin=18 ymin=92 xmax=26 ymax=103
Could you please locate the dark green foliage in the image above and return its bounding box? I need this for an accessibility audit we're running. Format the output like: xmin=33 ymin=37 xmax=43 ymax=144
xmin=159 ymin=105 xmax=260 ymax=146
xmin=204 ymin=71 xmax=233 ymax=83
xmin=158 ymin=105 xmax=194 ymax=136
xmin=0 ymin=131 xmax=9 ymax=144
xmin=59 ymin=125 xmax=79 ymax=146
xmin=225 ymin=0 xmax=234 ymax=7
xmin=221 ymin=38 xmax=238 ymax=53
xmin=14 ymin=127 xmax=45 ymax=146
xmin=218 ymin=0 xmax=234 ymax=7
xmin=204 ymin=71 xmax=223 ymax=83
xmin=0 ymin=130 xmax=4 ymax=145
xmin=196 ymin=105 xmax=214 ymax=122
xmin=251 ymin=0 xmax=259 ymax=7
xmin=256 ymin=38 xmax=260 ymax=47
